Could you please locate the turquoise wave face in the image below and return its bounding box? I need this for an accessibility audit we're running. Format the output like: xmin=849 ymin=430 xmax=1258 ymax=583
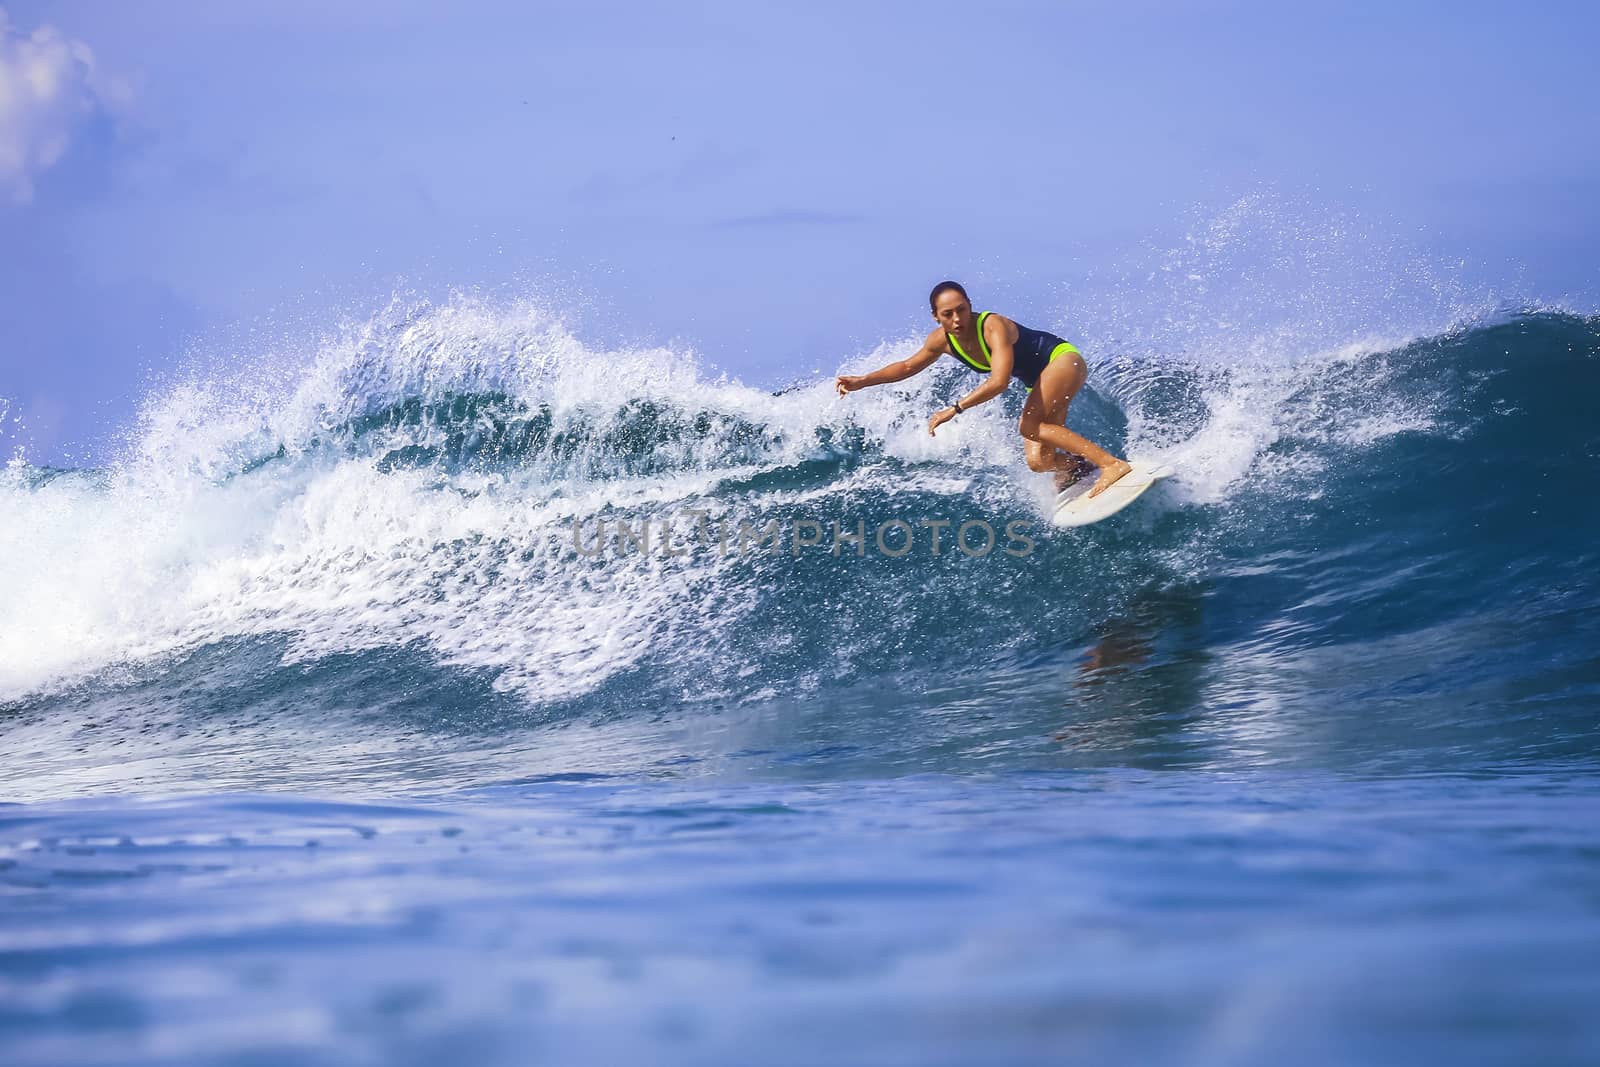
xmin=2 ymin=312 xmax=1597 ymax=797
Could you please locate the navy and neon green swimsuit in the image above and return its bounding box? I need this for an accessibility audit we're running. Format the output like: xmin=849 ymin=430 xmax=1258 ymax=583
xmin=946 ymin=311 xmax=1079 ymax=389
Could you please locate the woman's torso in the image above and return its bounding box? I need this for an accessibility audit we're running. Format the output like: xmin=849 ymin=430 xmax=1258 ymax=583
xmin=945 ymin=312 xmax=1072 ymax=387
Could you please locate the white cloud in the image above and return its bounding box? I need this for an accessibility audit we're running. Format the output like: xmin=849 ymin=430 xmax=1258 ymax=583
xmin=0 ymin=7 xmax=128 ymax=203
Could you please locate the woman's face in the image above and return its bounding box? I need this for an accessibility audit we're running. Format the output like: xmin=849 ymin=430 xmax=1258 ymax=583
xmin=932 ymin=291 xmax=972 ymax=335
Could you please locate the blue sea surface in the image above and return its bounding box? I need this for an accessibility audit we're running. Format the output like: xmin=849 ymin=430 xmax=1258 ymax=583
xmin=2 ymin=309 xmax=1598 ymax=1064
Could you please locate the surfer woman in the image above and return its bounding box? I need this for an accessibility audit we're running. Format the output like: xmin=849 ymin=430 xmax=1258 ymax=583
xmin=836 ymin=281 xmax=1132 ymax=497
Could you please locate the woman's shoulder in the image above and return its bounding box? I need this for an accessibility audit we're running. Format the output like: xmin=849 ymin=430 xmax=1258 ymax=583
xmin=980 ymin=311 xmax=1020 ymax=340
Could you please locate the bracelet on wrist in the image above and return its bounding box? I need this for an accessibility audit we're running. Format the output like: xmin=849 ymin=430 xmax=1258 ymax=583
xmin=952 ymin=399 xmax=964 ymax=414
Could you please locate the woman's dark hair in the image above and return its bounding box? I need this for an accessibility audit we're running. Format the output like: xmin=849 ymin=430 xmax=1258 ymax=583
xmin=928 ymin=280 xmax=969 ymax=311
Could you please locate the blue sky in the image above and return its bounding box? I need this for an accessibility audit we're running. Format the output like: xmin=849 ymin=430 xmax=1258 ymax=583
xmin=3 ymin=0 xmax=1598 ymax=465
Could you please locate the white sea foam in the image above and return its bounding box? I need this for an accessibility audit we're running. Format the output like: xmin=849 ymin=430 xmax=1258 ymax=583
xmin=0 ymin=297 xmax=1030 ymax=704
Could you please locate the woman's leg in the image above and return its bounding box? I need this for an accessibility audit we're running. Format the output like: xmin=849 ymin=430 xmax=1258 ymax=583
xmin=1019 ymin=349 xmax=1131 ymax=497
xmin=1021 ymin=388 xmax=1094 ymax=489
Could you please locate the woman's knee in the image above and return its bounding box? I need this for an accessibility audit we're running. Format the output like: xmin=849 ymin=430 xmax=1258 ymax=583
xmin=1024 ymin=450 xmax=1054 ymax=472
xmin=1018 ymin=413 xmax=1042 ymax=440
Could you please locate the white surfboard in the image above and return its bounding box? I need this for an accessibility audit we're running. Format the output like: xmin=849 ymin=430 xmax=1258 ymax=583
xmin=1052 ymin=460 xmax=1172 ymax=527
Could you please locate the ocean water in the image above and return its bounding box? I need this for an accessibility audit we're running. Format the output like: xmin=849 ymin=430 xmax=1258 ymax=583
xmin=2 ymin=296 xmax=1598 ymax=1065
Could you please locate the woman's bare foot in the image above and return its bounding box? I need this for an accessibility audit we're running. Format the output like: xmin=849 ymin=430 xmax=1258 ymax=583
xmin=1087 ymin=459 xmax=1133 ymax=498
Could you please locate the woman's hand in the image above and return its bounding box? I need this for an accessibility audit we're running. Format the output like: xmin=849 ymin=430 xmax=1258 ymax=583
xmin=927 ymin=406 xmax=958 ymax=436
xmin=835 ymin=375 xmax=864 ymax=397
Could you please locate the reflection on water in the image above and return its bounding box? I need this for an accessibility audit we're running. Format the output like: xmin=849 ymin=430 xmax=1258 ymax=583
xmin=1054 ymin=584 xmax=1212 ymax=765
xmin=1077 ymin=616 xmax=1158 ymax=684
